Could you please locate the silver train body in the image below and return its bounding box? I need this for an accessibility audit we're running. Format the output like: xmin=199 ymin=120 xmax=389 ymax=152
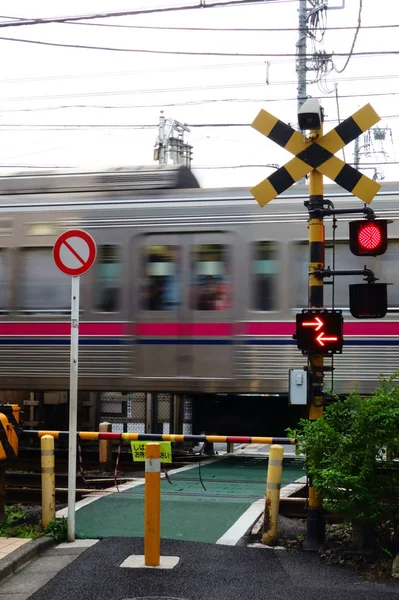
xmin=0 ymin=165 xmax=397 ymax=396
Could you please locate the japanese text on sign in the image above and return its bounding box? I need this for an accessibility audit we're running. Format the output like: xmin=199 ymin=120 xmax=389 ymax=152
xmin=130 ymin=441 xmax=172 ymax=463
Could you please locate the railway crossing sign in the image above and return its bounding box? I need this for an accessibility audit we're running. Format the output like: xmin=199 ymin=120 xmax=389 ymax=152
xmin=53 ymin=229 xmax=97 ymax=276
xmin=53 ymin=229 xmax=97 ymax=543
xmin=296 ymin=309 xmax=343 ymax=355
xmin=251 ymin=104 xmax=381 ymax=206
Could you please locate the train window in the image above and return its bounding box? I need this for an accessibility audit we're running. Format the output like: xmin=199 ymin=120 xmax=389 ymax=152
xmin=0 ymin=251 xmax=9 ymax=312
xmin=252 ymin=242 xmax=278 ymax=311
xmin=18 ymin=248 xmax=70 ymax=314
xmin=142 ymin=245 xmax=181 ymax=311
xmin=95 ymin=245 xmax=121 ymax=312
xmin=191 ymin=244 xmax=231 ymax=311
xmin=372 ymin=241 xmax=399 ymax=310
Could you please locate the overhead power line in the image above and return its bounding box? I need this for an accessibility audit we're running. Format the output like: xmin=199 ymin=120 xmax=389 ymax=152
xmin=0 ymin=1 xmax=294 ymax=30
xmin=69 ymin=21 xmax=399 ymax=33
xmin=333 ymin=0 xmax=363 ymax=74
xmin=0 ymin=33 xmax=398 ymax=58
xmin=192 ymin=161 xmax=399 ymax=168
xmin=1 ymin=109 xmax=399 ymax=130
xmin=0 ymin=86 xmax=398 ymax=105
xmin=0 ymin=161 xmax=398 ymax=170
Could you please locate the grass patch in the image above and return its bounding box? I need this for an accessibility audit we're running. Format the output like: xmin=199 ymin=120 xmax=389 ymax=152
xmin=0 ymin=505 xmax=44 ymax=539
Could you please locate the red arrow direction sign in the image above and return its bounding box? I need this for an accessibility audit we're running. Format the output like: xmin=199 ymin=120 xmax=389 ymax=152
xmin=302 ymin=316 xmax=323 ymax=331
xmin=53 ymin=230 xmax=97 ymax=276
xmin=316 ymin=332 xmax=339 ymax=347
xmin=296 ymin=310 xmax=343 ymax=355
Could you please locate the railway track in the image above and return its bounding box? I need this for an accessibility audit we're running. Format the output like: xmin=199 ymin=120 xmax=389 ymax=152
xmin=5 ymin=472 xmax=308 ymax=517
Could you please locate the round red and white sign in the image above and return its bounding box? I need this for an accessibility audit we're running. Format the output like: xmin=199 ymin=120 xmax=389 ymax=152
xmin=53 ymin=229 xmax=97 ymax=276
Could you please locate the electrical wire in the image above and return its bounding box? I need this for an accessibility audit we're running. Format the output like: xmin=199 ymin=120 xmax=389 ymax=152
xmin=333 ymin=0 xmax=363 ymax=73
xmin=64 ymin=22 xmax=399 ymax=33
xmin=1 ymin=84 xmax=399 ymax=105
xmin=2 ymin=161 xmax=398 ymax=170
xmin=334 ymin=83 xmax=346 ymax=162
xmin=0 ymin=32 xmax=396 ymax=58
xmin=0 ymin=1 xmax=283 ymax=29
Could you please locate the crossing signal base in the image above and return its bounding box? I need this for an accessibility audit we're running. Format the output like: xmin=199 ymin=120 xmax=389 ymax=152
xmin=295 ymin=309 xmax=344 ymax=355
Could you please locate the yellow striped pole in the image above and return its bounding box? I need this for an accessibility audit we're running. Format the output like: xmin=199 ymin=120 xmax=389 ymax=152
xmin=305 ymin=123 xmax=325 ymax=550
xmin=41 ymin=434 xmax=55 ymax=527
xmin=144 ymin=442 xmax=161 ymax=567
xmin=99 ymin=422 xmax=112 ymax=470
xmin=262 ymin=445 xmax=283 ymax=546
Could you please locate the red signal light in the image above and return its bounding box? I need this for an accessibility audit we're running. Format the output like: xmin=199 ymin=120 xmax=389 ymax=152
xmin=349 ymin=220 xmax=388 ymax=256
xmin=358 ymin=223 xmax=382 ymax=251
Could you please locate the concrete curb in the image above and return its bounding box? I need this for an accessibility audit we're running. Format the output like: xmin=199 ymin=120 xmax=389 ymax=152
xmin=0 ymin=536 xmax=55 ymax=583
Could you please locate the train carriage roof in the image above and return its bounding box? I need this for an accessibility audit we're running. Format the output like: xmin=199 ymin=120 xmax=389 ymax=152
xmin=0 ymin=165 xmax=199 ymax=194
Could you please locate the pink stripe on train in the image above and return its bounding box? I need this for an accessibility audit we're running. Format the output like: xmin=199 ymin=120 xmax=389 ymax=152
xmin=0 ymin=320 xmax=398 ymax=338
xmin=0 ymin=323 xmax=126 ymax=336
xmin=245 ymin=321 xmax=399 ymax=337
xmin=135 ymin=323 xmax=233 ymax=336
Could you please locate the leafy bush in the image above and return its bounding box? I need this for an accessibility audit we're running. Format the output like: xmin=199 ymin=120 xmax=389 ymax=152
xmin=0 ymin=505 xmax=43 ymax=539
xmin=45 ymin=517 xmax=68 ymax=542
xmin=287 ymin=375 xmax=399 ymax=547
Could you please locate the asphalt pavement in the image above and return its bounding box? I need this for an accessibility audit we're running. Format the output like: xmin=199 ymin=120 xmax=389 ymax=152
xmin=12 ymin=537 xmax=397 ymax=600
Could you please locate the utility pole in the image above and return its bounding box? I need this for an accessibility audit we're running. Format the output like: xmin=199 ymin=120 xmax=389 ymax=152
xmin=353 ymin=137 xmax=360 ymax=170
xmin=296 ymin=0 xmax=308 ymax=117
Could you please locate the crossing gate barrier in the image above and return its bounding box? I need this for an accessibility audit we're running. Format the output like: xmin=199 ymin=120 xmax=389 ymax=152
xmin=0 ymin=404 xmax=22 ymax=460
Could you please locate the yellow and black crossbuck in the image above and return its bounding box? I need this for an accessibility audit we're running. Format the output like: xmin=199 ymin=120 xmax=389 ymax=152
xmin=251 ymin=104 xmax=381 ymax=206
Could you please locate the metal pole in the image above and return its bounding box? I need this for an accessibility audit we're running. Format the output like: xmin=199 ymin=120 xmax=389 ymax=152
xmin=304 ymin=121 xmax=326 ymax=551
xmin=41 ymin=434 xmax=55 ymax=527
xmin=99 ymin=422 xmax=112 ymax=470
xmin=262 ymin=444 xmax=284 ymax=546
xmin=67 ymin=275 xmax=80 ymax=543
xmin=297 ymin=0 xmax=307 ymax=117
xmin=144 ymin=442 xmax=161 ymax=566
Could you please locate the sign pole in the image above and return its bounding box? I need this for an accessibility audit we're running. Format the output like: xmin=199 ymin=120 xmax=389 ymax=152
xmin=52 ymin=229 xmax=97 ymax=543
xmin=67 ymin=275 xmax=80 ymax=542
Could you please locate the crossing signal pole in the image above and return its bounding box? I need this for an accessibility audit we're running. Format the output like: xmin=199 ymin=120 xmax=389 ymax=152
xmin=250 ymin=99 xmax=386 ymax=552
xmin=305 ymin=117 xmax=326 ymax=549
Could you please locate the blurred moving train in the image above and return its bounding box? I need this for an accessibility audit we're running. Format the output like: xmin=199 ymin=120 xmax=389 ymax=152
xmin=0 ymin=164 xmax=397 ymax=397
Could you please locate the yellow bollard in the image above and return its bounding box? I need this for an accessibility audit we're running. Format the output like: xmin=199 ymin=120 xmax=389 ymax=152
xmin=41 ymin=434 xmax=55 ymax=527
xmin=262 ymin=444 xmax=283 ymax=546
xmin=144 ymin=442 xmax=161 ymax=567
xmin=99 ymin=422 xmax=112 ymax=470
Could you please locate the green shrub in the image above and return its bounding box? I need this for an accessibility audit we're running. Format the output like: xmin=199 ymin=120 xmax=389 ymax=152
xmin=45 ymin=517 xmax=68 ymax=542
xmin=287 ymin=374 xmax=399 ymax=547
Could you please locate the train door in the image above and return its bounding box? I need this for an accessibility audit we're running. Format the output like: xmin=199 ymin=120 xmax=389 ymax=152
xmin=135 ymin=234 xmax=192 ymax=380
xmin=188 ymin=233 xmax=234 ymax=381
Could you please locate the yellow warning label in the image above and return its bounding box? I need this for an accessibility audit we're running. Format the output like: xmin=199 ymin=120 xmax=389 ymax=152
xmin=130 ymin=441 xmax=172 ymax=463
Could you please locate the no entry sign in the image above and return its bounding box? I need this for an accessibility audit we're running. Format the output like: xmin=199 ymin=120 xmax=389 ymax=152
xmin=53 ymin=228 xmax=97 ymax=542
xmin=53 ymin=229 xmax=97 ymax=277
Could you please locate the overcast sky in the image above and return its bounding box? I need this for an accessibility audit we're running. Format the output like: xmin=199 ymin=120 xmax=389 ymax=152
xmin=0 ymin=0 xmax=397 ymax=187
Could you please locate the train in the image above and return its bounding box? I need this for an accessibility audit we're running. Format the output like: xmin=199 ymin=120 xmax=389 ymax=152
xmin=0 ymin=164 xmax=397 ymax=402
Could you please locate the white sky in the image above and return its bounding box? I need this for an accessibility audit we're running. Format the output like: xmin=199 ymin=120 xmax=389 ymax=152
xmin=0 ymin=0 xmax=397 ymax=187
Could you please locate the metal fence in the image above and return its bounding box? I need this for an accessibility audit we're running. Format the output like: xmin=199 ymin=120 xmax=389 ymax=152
xmin=99 ymin=392 xmax=193 ymax=435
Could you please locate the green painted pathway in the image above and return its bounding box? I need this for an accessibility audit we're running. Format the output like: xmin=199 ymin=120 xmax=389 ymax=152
xmin=75 ymin=455 xmax=304 ymax=543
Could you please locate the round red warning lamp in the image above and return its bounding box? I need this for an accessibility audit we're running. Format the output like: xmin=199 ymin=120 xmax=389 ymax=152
xmin=358 ymin=223 xmax=382 ymax=251
xmin=349 ymin=220 xmax=388 ymax=256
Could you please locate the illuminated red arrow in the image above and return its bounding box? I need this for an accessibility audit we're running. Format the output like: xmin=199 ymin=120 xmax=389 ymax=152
xmin=302 ymin=316 xmax=323 ymax=331
xmin=316 ymin=332 xmax=338 ymax=346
